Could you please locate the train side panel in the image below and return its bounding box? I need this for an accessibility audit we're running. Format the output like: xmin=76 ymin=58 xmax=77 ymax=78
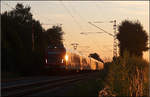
xmin=44 ymin=48 xmax=104 ymax=71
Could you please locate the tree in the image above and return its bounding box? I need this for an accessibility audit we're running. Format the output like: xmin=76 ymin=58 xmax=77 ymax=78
xmin=1 ymin=3 xmax=34 ymax=73
xmin=45 ymin=25 xmax=64 ymax=48
xmin=117 ymin=20 xmax=148 ymax=57
xmin=89 ymin=53 xmax=104 ymax=63
xmin=32 ymin=19 xmax=45 ymax=52
xmin=1 ymin=3 xmax=65 ymax=75
xmin=1 ymin=3 xmax=46 ymax=74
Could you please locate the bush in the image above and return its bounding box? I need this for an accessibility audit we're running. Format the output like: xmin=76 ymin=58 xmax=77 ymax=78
xmin=106 ymin=51 xmax=149 ymax=96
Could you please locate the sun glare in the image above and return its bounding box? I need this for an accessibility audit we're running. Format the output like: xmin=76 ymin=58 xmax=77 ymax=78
xmin=65 ymin=54 xmax=69 ymax=61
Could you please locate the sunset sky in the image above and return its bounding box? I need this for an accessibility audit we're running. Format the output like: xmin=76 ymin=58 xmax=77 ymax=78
xmin=1 ymin=1 xmax=149 ymax=62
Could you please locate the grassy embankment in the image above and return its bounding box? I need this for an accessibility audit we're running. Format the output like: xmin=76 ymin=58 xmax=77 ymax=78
xmin=100 ymin=51 xmax=149 ymax=96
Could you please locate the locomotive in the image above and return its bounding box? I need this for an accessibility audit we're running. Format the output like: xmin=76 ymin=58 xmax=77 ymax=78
xmin=44 ymin=45 xmax=104 ymax=71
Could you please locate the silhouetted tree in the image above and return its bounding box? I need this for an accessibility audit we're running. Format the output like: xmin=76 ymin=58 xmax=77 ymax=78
xmin=1 ymin=3 xmax=46 ymax=74
xmin=1 ymin=3 xmax=33 ymax=73
xmin=45 ymin=26 xmax=64 ymax=48
xmin=117 ymin=20 xmax=148 ymax=57
xmin=1 ymin=3 xmax=65 ymax=75
xmin=89 ymin=53 xmax=104 ymax=63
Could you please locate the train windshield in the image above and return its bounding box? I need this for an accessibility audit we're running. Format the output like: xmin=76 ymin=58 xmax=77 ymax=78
xmin=48 ymin=44 xmax=65 ymax=49
xmin=46 ymin=47 xmax=66 ymax=63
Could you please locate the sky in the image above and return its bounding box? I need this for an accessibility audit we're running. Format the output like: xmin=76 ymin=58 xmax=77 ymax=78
xmin=1 ymin=1 xmax=149 ymax=62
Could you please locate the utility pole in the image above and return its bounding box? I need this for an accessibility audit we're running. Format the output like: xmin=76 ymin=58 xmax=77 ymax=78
xmin=113 ymin=20 xmax=117 ymax=57
xmin=71 ymin=43 xmax=79 ymax=50
xmin=87 ymin=20 xmax=118 ymax=58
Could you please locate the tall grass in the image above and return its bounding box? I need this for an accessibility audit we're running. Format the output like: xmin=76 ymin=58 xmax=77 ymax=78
xmin=105 ymin=51 xmax=149 ymax=96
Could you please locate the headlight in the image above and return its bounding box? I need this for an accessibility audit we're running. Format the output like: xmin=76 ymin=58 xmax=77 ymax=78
xmin=65 ymin=54 xmax=69 ymax=61
xmin=45 ymin=59 xmax=47 ymax=64
xmin=61 ymin=59 xmax=64 ymax=63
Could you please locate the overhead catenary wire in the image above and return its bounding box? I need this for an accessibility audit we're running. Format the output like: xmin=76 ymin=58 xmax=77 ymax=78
xmin=68 ymin=3 xmax=94 ymax=30
xmin=57 ymin=2 xmax=115 ymax=58
xmin=59 ymin=1 xmax=87 ymax=56
xmin=81 ymin=20 xmax=117 ymax=58
xmin=86 ymin=33 xmax=112 ymax=58
xmin=59 ymin=1 xmax=83 ymax=32
xmin=88 ymin=21 xmax=118 ymax=57
xmin=66 ymin=3 xmax=108 ymax=57
xmin=88 ymin=22 xmax=114 ymax=37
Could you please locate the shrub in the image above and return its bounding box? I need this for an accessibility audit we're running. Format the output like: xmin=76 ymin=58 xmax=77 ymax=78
xmin=106 ymin=51 xmax=149 ymax=96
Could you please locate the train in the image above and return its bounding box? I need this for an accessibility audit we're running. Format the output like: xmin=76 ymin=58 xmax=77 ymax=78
xmin=44 ymin=46 xmax=104 ymax=72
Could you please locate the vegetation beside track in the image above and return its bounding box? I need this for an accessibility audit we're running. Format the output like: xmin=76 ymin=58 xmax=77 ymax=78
xmin=99 ymin=51 xmax=149 ymax=96
xmin=65 ymin=52 xmax=149 ymax=97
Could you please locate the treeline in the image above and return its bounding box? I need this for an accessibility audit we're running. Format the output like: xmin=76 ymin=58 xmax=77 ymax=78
xmin=1 ymin=3 xmax=64 ymax=75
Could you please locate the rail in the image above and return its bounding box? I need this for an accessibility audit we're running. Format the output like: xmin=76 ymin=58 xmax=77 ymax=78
xmin=2 ymin=72 xmax=97 ymax=97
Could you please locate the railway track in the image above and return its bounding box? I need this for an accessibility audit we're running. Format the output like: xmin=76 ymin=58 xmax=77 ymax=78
xmin=2 ymin=72 xmax=97 ymax=97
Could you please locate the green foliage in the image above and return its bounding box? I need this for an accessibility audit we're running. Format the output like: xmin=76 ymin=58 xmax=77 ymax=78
xmin=117 ymin=20 xmax=149 ymax=57
xmin=106 ymin=51 xmax=149 ymax=96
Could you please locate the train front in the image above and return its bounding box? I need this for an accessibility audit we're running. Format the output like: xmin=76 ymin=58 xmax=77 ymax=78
xmin=44 ymin=46 xmax=68 ymax=70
